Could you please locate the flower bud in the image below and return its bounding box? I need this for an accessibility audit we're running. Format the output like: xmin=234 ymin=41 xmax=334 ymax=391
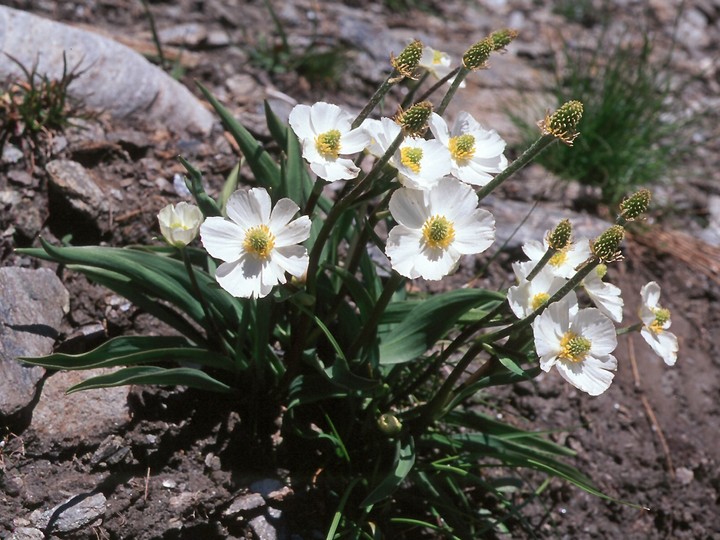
xmin=391 ymin=40 xmax=423 ymax=80
xmin=538 ymin=100 xmax=583 ymax=146
xmin=490 ymin=28 xmax=519 ymax=51
xmin=591 ymin=225 xmax=625 ymax=263
xmin=547 ymin=219 xmax=572 ymax=250
xmin=158 ymin=202 xmax=203 ymax=247
xmin=395 ymin=101 xmax=433 ymax=136
xmin=377 ymin=413 xmax=403 ymax=436
xmin=620 ymin=189 xmax=651 ymax=221
xmin=462 ymin=37 xmax=493 ymax=70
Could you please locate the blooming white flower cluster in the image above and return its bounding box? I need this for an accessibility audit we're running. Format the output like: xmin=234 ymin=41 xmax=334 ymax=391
xmin=518 ymin=229 xmax=678 ymax=396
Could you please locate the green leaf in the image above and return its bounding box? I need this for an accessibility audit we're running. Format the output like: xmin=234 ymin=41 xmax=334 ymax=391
xmin=379 ymin=289 xmax=504 ymax=365
xmin=66 ymin=366 xmax=232 ymax=394
xmin=21 ymin=241 xmax=243 ymax=334
xmin=22 ymin=335 xmax=234 ymax=373
xmin=218 ymin=162 xmax=240 ymax=213
xmin=361 ymin=436 xmax=415 ymax=508
xmin=264 ymin=100 xmax=288 ymax=146
xmin=282 ymin=123 xmax=313 ymax=206
xmin=197 ymin=83 xmax=281 ymax=189
xmin=178 ymin=157 xmax=222 ymax=217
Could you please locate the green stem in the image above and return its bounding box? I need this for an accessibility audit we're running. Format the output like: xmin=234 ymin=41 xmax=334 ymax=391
xmin=617 ymin=323 xmax=642 ymax=336
xmin=436 ymin=66 xmax=470 ymax=116
xmin=415 ymin=67 xmax=460 ymax=104
xmin=303 ymin=177 xmax=325 ymax=216
xmin=525 ymin=247 xmax=559 ymax=282
xmin=346 ymin=271 xmax=405 ymax=360
xmin=352 ymin=71 xmax=399 ymax=129
xmin=476 ymin=134 xmax=557 ymax=201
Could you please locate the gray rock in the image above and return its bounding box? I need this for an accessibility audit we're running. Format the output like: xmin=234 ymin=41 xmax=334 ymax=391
xmin=90 ymin=435 xmax=132 ymax=468
xmin=249 ymin=515 xmax=277 ymax=540
xmin=223 ymin=493 xmax=266 ymax=516
xmin=6 ymin=528 xmax=45 ymax=540
xmin=30 ymin=369 xmax=130 ymax=446
xmin=45 ymin=159 xmax=108 ymax=220
xmin=0 ymin=267 xmax=69 ymax=424
xmin=29 ymin=492 xmax=106 ymax=533
xmin=0 ymin=6 xmax=214 ymax=135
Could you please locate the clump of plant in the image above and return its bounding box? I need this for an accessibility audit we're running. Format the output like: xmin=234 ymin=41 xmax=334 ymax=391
xmin=0 ymin=53 xmax=88 ymax=160
xmin=20 ymin=31 xmax=678 ymax=537
xmin=248 ymin=0 xmax=346 ymax=85
xmin=512 ymin=20 xmax=693 ymax=207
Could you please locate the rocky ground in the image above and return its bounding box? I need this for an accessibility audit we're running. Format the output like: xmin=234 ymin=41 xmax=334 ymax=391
xmin=1 ymin=0 xmax=719 ymax=538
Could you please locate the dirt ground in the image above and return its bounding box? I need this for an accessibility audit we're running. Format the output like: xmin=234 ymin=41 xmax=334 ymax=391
xmin=1 ymin=0 xmax=719 ymax=538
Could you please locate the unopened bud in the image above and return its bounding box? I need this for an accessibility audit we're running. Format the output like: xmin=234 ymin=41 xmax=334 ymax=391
xmin=377 ymin=413 xmax=403 ymax=436
xmin=395 ymin=101 xmax=433 ymax=136
xmin=391 ymin=40 xmax=423 ymax=80
xmin=591 ymin=225 xmax=625 ymax=263
xmin=490 ymin=28 xmax=519 ymax=51
xmin=620 ymin=189 xmax=651 ymax=221
xmin=547 ymin=219 xmax=572 ymax=250
xmin=462 ymin=37 xmax=493 ymax=70
xmin=538 ymin=100 xmax=583 ymax=146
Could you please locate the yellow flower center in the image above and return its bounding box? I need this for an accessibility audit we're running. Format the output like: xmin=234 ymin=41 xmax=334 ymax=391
xmin=315 ymin=129 xmax=342 ymax=159
xmin=422 ymin=215 xmax=455 ymax=249
xmin=400 ymin=146 xmax=423 ymax=174
xmin=243 ymin=224 xmax=275 ymax=259
xmin=650 ymin=307 xmax=671 ymax=334
xmin=531 ymin=292 xmax=550 ymax=311
xmin=558 ymin=331 xmax=591 ymax=362
xmin=449 ymin=134 xmax=476 ymax=163
xmin=432 ymin=50 xmax=444 ymax=65
xmin=549 ymin=249 xmax=568 ymax=268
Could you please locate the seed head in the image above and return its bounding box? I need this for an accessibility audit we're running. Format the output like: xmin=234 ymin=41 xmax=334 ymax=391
xmin=538 ymin=100 xmax=583 ymax=146
xmin=462 ymin=37 xmax=494 ymax=70
xmin=391 ymin=40 xmax=423 ymax=80
xmin=591 ymin=225 xmax=625 ymax=263
xmin=490 ymin=28 xmax=519 ymax=51
xmin=620 ymin=189 xmax=652 ymax=221
xmin=395 ymin=101 xmax=433 ymax=136
xmin=547 ymin=219 xmax=572 ymax=250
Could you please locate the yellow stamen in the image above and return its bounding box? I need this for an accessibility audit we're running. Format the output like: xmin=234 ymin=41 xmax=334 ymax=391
xmin=315 ymin=129 xmax=342 ymax=159
xmin=650 ymin=307 xmax=671 ymax=334
xmin=422 ymin=215 xmax=455 ymax=249
xmin=558 ymin=331 xmax=591 ymax=362
xmin=549 ymin=249 xmax=568 ymax=268
xmin=400 ymin=146 xmax=423 ymax=174
xmin=432 ymin=50 xmax=444 ymax=65
xmin=531 ymin=292 xmax=550 ymax=311
xmin=449 ymin=134 xmax=476 ymax=163
xmin=243 ymin=224 xmax=275 ymax=259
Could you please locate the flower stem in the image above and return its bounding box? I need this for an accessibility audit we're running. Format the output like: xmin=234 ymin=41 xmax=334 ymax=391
xmin=476 ymin=134 xmax=557 ymax=201
xmin=436 ymin=66 xmax=470 ymax=116
xmin=352 ymin=72 xmax=399 ymax=129
xmin=347 ymin=271 xmax=405 ymax=360
xmin=415 ymin=67 xmax=460 ymax=104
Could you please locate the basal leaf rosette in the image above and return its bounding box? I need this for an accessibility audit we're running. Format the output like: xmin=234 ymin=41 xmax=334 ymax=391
xmin=200 ymin=188 xmax=311 ymax=299
xmin=386 ymin=177 xmax=495 ymax=280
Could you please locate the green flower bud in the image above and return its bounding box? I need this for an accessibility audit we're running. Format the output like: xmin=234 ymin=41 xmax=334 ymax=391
xmin=395 ymin=101 xmax=433 ymax=136
xmin=620 ymin=189 xmax=651 ymax=221
xmin=591 ymin=225 xmax=625 ymax=263
xmin=547 ymin=219 xmax=572 ymax=250
xmin=391 ymin=40 xmax=423 ymax=80
xmin=490 ymin=28 xmax=519 ymax=51
xmin=377 ymin=413 xmax=403 ymax=436
xmin=462 ymin=37 xmax=493 ymax=70
xmin=538 ymin=100 xmax=584 ymax=146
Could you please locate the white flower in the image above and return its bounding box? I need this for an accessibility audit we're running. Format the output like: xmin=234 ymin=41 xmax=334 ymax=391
xmin=639 ymin=281 xmax=678 ymax=366
xmin=386 ymin=178 xmax=495 ymax=280
xmin=361 ymin=117 xmax=402 ymax=158
xmin=507 ymin=264 xmax=574 ymax=319
xmin=418 ymin=46 xmax=466 ymax=87
xmin=361 ymin=117 xmax=451 ymax=190
xmin=522 ymin=234 xmax=591 ymax=279
xmin=200 ymin=188 xmax=311 ymax=299
xmin=157 ymin=202 xmax=203 ymax=247
xmin=582 ymin=265 xmax=624 ymax=323
xmin=428 ymin=112 xmax=507 ymax=187
xmin=288 ymin=102 xmax=370 ymax=182
xmin=532 ymin=298 xmax=618 ymax=396
xmin=393 ymin=136 xmax=451 ymax=190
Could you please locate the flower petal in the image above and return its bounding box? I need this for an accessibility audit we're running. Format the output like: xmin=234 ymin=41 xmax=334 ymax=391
xmin=200 ymin=217 xmax=245 ymax=262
